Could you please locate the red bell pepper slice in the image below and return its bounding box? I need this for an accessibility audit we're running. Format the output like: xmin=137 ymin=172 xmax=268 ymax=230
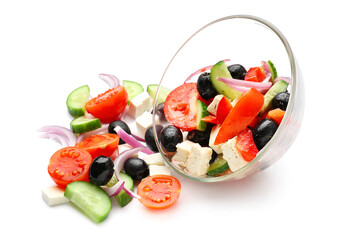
xmin=266 ymin=108 xmax=285 ymax=125
xmin=214 ymin=88 xmax=264 ymax=145
xmin=236 ymin=128 xmax=259 ymax=162
xmin=201 ymin=116 xmax=217 ymax=124
xmin=245 ymin=67 xmax=266 ymax=82
xmin=216 ymin=96 xmax=233 ymax=125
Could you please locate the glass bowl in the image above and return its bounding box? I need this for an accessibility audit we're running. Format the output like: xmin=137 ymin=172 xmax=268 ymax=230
xmin=152 ymin=15 xmax=304 ymax=182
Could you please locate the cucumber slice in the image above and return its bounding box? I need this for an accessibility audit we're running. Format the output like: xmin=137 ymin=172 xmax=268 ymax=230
xmin=105 ymin=172 xmax=134 ymax=207
xmin=196 ymin=100 xmax=209 ymax=131
xmin=123 ymin=80 xmax=144 ymax=104
xmin=64 ymin=181 xmax=112 ymax=223
xmin=66 ymin=85 xmax=90 ymax=117
xmin=267 ymin=60 xmax=278 ymax=81
xmin=70 ymin=116 xmax=101 ymax=134
xmin=210 ymin=61 xmax=242 ymax=101
xmin=260 ymin=80 xmax=289 ymax=114
xmin=207 ymin=155 xmax=230 ymax=176
xmin=147 ymin=84 xmax=171 ymax=105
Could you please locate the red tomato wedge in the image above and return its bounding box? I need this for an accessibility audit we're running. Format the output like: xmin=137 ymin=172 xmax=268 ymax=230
xmin=137 ymin=175 xmax=181 ymax=209
xmin=75 ymin=133 xmax=120 ymax=159
xmin=266 ymin=108 xmax=285 ymax=125
xmin=201 ymin=115 xmax=217 ymax=124
xmin=245 ymin=67 xmax=266 ymax=82
xmin=214 ymin=88 xmax=264 ymax=145
xmin=85 ymin=86 xmax=128 ymax=123
xmin=236 ymin=128 xmax=259 ymax=162
xmin=48 ymin=147 xmax=92 ymax=187
xmin=164 ymin=83 xmax=199 ymax=131
xmin=216 ymin=96 xmax=233 ymax=124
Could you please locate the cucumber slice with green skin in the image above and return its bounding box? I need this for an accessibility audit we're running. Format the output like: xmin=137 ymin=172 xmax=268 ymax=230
xmin=66 ymin=85 xmax=90 ymax=117
xmin=64 ymin=181 xmax=112 ymax=223
xmin=196 ymin=100 xmax=209 ymax=131
xmin=267 ymin=60 xmax=278 ymax=81
xmin=260 ymin=80 xmax=289 ymax=114
xmin=70 ymin=116 xmax=101 ymax=134
xmin=207 ymin=155 xmax=230 ymax=176
xmin=210 ymin=61 xmax=242 ymax=101
xmin=147 ymin=84 xmax=171 ymax=105
xmin=123 ymin=80 xmax=144 ymax=104
xmin=105 ymin=172 xmax=134 ymax=207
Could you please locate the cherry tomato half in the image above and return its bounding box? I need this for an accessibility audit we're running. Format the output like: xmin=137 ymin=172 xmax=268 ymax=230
xmin=75 ymin=133 xmax=120 ymax=159
xmin=48 ymin=147 xmax=92 ymax=187
xmin=137 ymin=175 xmax=181 ymax=209
xmin=164 ymin=83 xmax=199 ymax=131
xmin=85 ymin=86 xmax=128 ymax=123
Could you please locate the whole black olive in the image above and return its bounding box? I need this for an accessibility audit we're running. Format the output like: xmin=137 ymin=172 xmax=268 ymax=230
xmin=209 ymin=150 xmax=218 ymax=165
xmin=108 ymin=120 xmax=131 ymax=144
xmin=153 ymin=102 xmax=167 ymax=122
xmin=227 ymin=64 xmax=247 ymax=80
xmin=145 ymin=125 xmax=163 ymax=152
xmin=253 ymin=119 xmax=278 ymax=150
xmin=89 ymin=156 xmax=114 ymax=186
xmin=124 ymin=158 xmax=149 ymax=180
xmin=272 ymin=92 xmax=290 ymax=111
xmin=197 ymin=72 xmax=218 ymax=100
xmin=187 ymin=129 xmax=211 ymax=147
xmin=160 ymin=125 xmax=183 ymax=152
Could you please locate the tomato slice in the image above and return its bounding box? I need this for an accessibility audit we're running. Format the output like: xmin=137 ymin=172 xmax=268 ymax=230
xmin=75 ymin=133 xmax=119 ymax=159
xmin=48 ymin=147 xmax=92 ymax=187
xmin=137 ymin=175 xmax=181 ymax=209
xmin=85 ymin=86 xmax=128 ymax=123
xmin=236 ymin=128 xmax=259 ymax=162
xmin=244 ymin=67 xmax=266 ymax=82
xmin=216 ymin=96 xmax=233 ymax=124
xmin=164 ymin=83 xmax=199 ymax=131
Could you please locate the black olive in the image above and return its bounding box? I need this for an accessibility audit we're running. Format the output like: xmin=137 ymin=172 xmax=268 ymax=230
xmin=197 ymin=72 xmax=218 ymax=100
xmin=145 ymin=125 xmax=163 ymax=152
xmin=160 ymin=125 xmax=183 ymax=152
xmin=253 ymin=119 xmax=278 ymax=150
xmin=272 ymin=92 xmax=290 ymax=111
xmin=124 ymin=158 xmax=149 ymax=180
xmin=153 ymin=102 xmax=167 ymax=122
xmin=209 ymin=150 xmax=218 ymax=165
xmin=187 ymin=129 xmax=211 ymax=147
xmin=108 ymin=120 xmax=131 ymax=144
xmin=227 ymin=64 xmax=247 ymax=80
xmin=89 ymin=156 xmax=114 ymax=186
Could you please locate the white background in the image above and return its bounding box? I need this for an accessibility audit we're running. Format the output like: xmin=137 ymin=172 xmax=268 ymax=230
xmin=1 ymin=0 xmax=342 ymax=239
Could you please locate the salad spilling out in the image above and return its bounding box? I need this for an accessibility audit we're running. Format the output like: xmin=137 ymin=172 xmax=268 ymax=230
xmin=40 ymin=59 xmax=290 ymax=223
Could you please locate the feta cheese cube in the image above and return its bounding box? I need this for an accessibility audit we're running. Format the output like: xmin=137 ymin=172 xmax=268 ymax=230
xmin=136 ymin=111 xmax=153 ymax=136
xmin=143 ymin=152 xmax=165 ymax=166
xmin=209 ymin=125 xmax=224 ymax=154
xmin=128 ymin=92 xmax=151 ymax=118
xmin=171 ymin=140 xmax=195 ymax=166
xmin=42 ymin=186 xmax=69 ymax=207
xmin=221 ymin=137 xmax=249 ymax=172
xmin=186 ymin=144 xmax=212 ymax=176
xmin=149 ymin=165 xmax=171 ymax=176
xmin=117 ymin=144 xmax=138 ymax=158
xmin=207 ymin=94 xmax=224 ymax=116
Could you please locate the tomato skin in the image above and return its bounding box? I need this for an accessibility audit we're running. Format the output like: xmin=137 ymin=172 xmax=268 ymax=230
xmin=85 ymin=86 xmax=128 ymax=123
xmin=214 ymin=88 xmax=264 ymax=145
xmin=75 ymin=133 xmax=119 ymax=159
xmin=236 ymin=128 xmax=259 ymax=162
xmin=164 ymin=83 xmax=199 ymax=131
xmin=137 ymin=175 xmax=181 ymax=209
xmin=48 ymin=147 xmax=92 ymax=187
xmin=245 ymin=67 xmax=266 ymax=82
xmin=216 ymin=96 xmax=233 ymax=124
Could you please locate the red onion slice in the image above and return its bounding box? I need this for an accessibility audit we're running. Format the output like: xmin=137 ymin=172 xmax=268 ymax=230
xmin=274 ymin=76 xmax=291 ymax=84
xmin=217 ymin=77 xmax=272 ymax=89
xmin=131 ymin=133 xmax=146 ymax=142
xmin=114 ymin=126 xmax=153 ymax=155
xmin=105 ymin=180 xmax=125 ymax=197
xmin=261 ymin=61 xmax=271 ymax=76
xmin=40 ymin=132 xmax=70 ymax=147
xmin=98 ymin=73 xmax=120 ymax=89
xmin=38 ymin=126 xmax=76 ymax=146
xmin=114 ymin=147 xmax=146 ymax=199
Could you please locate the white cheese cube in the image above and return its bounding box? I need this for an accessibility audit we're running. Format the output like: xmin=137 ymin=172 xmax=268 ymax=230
xmin=128 ymin=92 xmax=152 ymax=118
xmin=149 ymin=165 xmax=171 ymax=176
xmin=143 ymin=153 xmax=165 ymax=166
xmin=136 ymin=111 xmax=153 ymax=137
xmin=171 ymin=140 xmax=195 ymax=165
xmin=209 ymin=125 xmax=224 ymax=154
xmin=221 ymin=137 xmax=249 ymax=172
xmin=186 ymin=144 xmax=212 ymax=176
xmin=207 ymin=94 xmax=224 ymax=116
xmin=117 ymin=144 xmax=138 ymax=158
xmin=42 ymin=186 xmax=69 ymax=207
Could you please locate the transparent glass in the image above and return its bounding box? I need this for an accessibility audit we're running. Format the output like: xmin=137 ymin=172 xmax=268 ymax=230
xmin=152 ymin=15 xmax=304 ymax=182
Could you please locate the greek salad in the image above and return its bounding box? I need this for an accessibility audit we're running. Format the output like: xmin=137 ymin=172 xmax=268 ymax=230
xmin=40 ymin=59 xmax=290 ymax=223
